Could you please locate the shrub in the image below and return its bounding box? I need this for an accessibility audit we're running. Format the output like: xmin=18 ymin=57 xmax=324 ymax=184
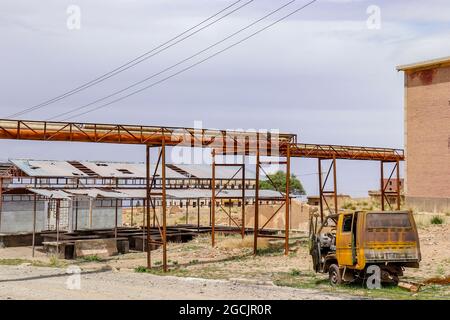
xmin=134 ymin=266 xmax=149 ymax=273
xmin=290 ymin=268 xmax=301 ymax=276
xmin=430 ymin=216 xmax=444 ymax=225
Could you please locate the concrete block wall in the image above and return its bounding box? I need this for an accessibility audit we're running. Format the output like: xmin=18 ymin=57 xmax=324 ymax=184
xmin=0 ymin=200 xmax=47 ymax=233
xmin=0 ymin=197 xmax=122 ymax=234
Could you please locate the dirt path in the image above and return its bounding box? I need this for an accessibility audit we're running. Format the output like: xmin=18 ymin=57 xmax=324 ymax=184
xmin=0 ymin=265 xmax=358 ymax=300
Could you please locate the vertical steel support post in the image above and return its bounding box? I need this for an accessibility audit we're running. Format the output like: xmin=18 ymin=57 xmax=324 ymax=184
xmin=32 ymin=193 xmax=37 ymax=257
xmin=0 ymin=177 xmax=3 ymax=233
xmin=142 ymin=199 xmax=145 ymax=252
xmin=241 ymin=161 xmax=245 ymax=239
xmin=197 ymin=197 xmax=200 ymax=232
xmin=130 ymin=198 xmax=134 ymax=227
xmin=161 ymin=139 xmax=168 ymax=272
xmin=114 ymin=199 xmax=118 ymax=239
xmin=88 ymin=197 xmax=93 ymax=229
xmin=380 ymin=161 xmax=385 ymax=211
xmin=74 ymin=198 xmax=78 ymax=231
xmin=318 ymin=159 xmax=324 ymax=222
xmin=332 ymin=156 xmax=338 ymax=214
xmin=253 ymin=151 xmax=260 ymax=255
xmin=186 ymin=200 xmax=189 ymax=224
xmin=285 ymin=144 xmax=291 ymax=256
xmin=56 ymin=199 xmax=60 ymax=256
xmin=396 ymin=160 xmax=401 ymax=210
xmin=211 ymin=149 xmax=216 ymax=247
xmin=146 ymin=145 xmax=151 ymax=268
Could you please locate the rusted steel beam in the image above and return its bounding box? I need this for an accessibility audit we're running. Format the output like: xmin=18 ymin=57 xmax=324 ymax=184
xmin=288 ymin=143 xmax=404 ymax=161
xmin=0 ymin=119 xmax=295 ymax=155
xmin=0 ymin=119 xmax=404 ymax=161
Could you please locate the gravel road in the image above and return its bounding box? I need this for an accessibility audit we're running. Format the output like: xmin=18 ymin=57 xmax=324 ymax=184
xmin=0 ymin=265 xmax=359 ymax=300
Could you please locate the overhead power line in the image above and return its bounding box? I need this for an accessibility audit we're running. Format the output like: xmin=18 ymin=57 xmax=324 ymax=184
xmin=57 ymin=0 xmax=318 ymax=121
xmin=49 ymin=0 xmax=298 ymax=121
xmin=5 ymin=0 xmax=252 ymax=119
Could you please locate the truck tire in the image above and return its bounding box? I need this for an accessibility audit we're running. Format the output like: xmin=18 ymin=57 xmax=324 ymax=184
xmin=329 ymin=264 xmax=342 ymax=286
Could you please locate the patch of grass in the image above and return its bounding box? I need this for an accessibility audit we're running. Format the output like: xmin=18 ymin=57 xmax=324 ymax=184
xmin=134 ymin=265 xmax=149 ymax=273
xmin=256 ymin=245 xmax=284 ymax=256
xmin=80 ymin=255 xmax=102 ymax=262
xmin=48 ymin=255 xmax=67 ymax=268
xmin=154 ymin=261 xmax=162 ymax=266
xmin=0 ymin=258 xmax=30 ymax=266
xmin=274 ymin=271 xmax=450 ymax=300
xmin=436 ymin=266 xmax=445 ymax=276
xmin=430 ymin=216 xmax=444 ymax=225
xmin=189 ymin=259 xmax=199 ymax=265
xmin=134 ymin=265 xmax=189 ymax=276
xmin=290 ymin=268 xmax=301 ymax=276
xmin=218 ymin=236 xmax=269 ymax=250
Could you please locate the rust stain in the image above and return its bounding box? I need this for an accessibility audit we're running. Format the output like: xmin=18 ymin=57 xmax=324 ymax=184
xmin=409 ymin=68 xmax=437 ymax=85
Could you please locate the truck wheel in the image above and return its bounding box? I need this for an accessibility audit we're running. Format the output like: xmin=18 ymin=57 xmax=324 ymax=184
xmin=329 ymin=264 xmax=342 ymax=286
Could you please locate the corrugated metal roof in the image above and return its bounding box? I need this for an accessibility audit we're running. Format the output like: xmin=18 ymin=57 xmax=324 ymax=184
xmin=25 ymin=187 xmax=288 ymax=200
xmin=171 ymin=164 xmax=255 ymax=179
xmin=396 ymin=56 xmax=450 ymax=72
xmin=117 ymin=188 xmax=287 ymax=199
xmin=64 ymin=188 xmax=129 ymax=199
xmin=28 ymin=188 xmax=71 ymax=199
xmin=9 ymin=159 xmax=255 ymax=180
xmin=11 ymin=159 xmax=88 ymax=177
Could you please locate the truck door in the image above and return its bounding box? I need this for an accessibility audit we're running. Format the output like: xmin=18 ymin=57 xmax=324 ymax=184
xmin=337 ymin=213 xmax=357 ymax=266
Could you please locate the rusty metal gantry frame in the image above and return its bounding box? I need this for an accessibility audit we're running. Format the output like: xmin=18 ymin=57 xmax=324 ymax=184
xmin=211 ymin=150 xmax=246 ymax=246
xmin=380 ymin=160 xmax=402 ymax=211
xmin=253 ymin=144 xmax=291 ymax=255
xmin=317 ymin=157 xmax=338 ymax=223
xmin=0 ymin=119 xmax=405 ymax=272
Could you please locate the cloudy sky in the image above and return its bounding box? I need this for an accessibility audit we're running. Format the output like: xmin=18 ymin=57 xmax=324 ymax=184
xmin=1 ymin=0 xmax=450 ymax=196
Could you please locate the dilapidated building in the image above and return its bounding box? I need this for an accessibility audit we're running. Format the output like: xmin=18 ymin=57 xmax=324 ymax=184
xmin=397 ymin=56 xmax=450 ymax=211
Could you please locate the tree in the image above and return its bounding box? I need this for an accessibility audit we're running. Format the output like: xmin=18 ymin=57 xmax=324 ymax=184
xmin=259 ymin=170 xmax=305 ymax=195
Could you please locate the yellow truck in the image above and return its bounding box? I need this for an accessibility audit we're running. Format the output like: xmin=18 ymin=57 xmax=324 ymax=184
xmin=309 ymin=210 xmax=421 ymax=286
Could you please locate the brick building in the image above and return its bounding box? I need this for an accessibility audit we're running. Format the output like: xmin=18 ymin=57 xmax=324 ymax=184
xmin=397 ymin=56 xmax=450 ymax=211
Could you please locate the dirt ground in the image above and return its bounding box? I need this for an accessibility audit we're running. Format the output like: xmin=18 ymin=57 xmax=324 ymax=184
xmin=0 ymin=265 xmax=357 ymax=300
xmin=0 ymin=208 xmax=449 ymax=300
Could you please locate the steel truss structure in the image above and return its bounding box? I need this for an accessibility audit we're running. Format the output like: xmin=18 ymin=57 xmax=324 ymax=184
xmin=0 ymin=119 xmax=405 ymax=272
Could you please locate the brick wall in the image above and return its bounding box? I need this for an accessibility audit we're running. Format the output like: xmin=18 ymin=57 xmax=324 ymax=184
xmin=405 ymin=65 xmax=450 ymax=199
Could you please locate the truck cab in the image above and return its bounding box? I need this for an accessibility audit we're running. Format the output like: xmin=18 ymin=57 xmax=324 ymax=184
xmin=310 ymin=210 xmax=421 ymax=285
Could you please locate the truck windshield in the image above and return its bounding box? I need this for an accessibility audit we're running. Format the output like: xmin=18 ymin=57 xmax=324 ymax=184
xmin=366 ymin=213 xmax=411 ymax=228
